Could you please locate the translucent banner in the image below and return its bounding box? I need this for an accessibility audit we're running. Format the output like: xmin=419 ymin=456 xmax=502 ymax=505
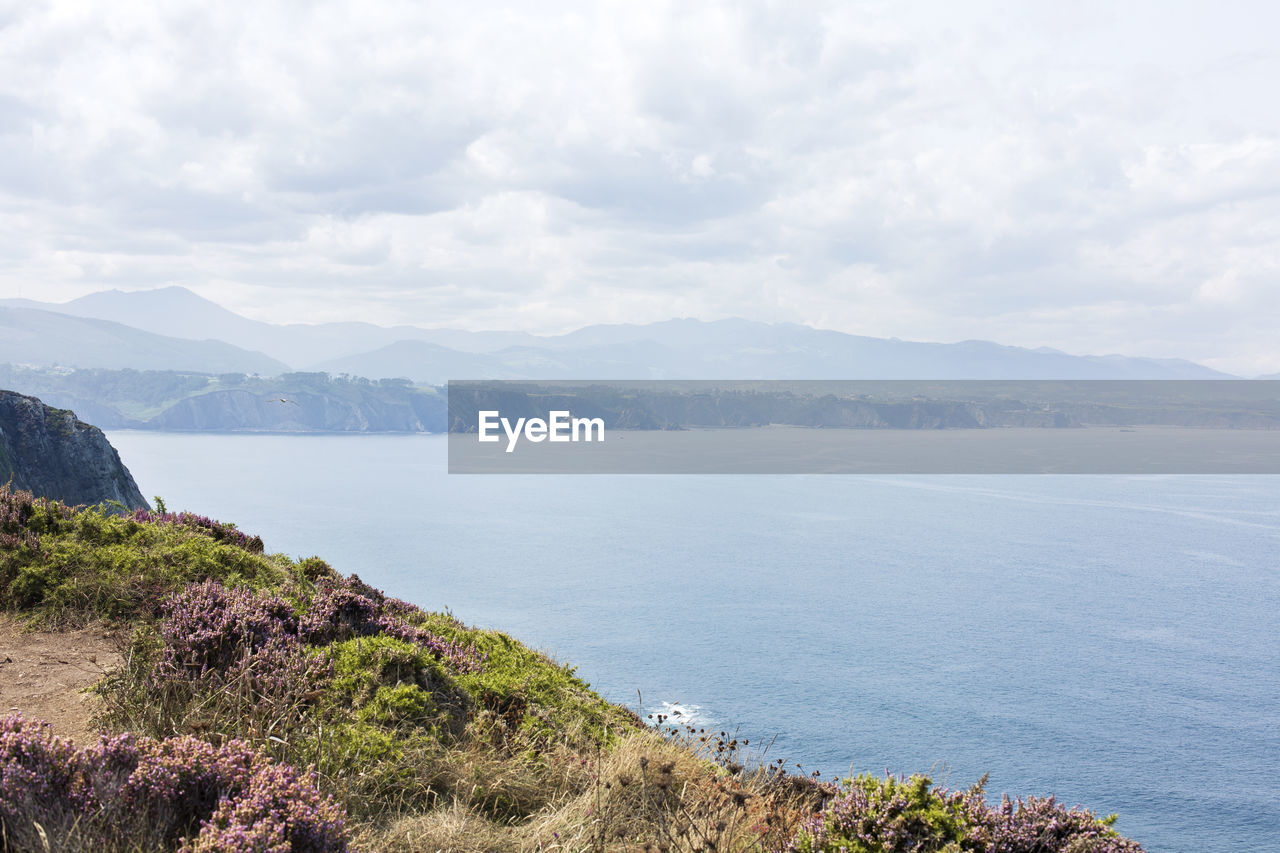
xmin=447 ymin=380 xmax=1280 ymax=474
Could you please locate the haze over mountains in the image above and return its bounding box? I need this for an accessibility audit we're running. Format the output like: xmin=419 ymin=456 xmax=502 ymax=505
xmin=0 ymin=306 xmax=288 ymax=375
xmin=0 ymin=287 xmax=1236 ymax=381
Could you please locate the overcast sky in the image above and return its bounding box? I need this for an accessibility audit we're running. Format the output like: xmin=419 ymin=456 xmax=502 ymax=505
xmin=1 ymin=1 xmax=1277 ymax=373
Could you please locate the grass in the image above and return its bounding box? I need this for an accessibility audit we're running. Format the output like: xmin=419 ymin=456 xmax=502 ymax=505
xmin=0 ymin=484 xmax=1145 ymax=852
xmin=0 ymin=490 xmax=285 ymax=627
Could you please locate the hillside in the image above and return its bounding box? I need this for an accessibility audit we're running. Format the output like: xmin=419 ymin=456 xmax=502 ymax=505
xmin=0 ymin=306 xmax=288 ymax=375
xmin=311 ymin=339 xmax=510 ymax=384
xmin=2 ymin=287 xmax=534 ymax=367
xmin=309 ymin=319 xmax=1236 ymax=382
xmin=0 ymin=487 xmax=1145 ymax=852
xmin=0 ymin=389 xmax=147 ymax=508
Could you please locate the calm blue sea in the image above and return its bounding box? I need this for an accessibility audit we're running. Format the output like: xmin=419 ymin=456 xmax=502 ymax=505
xmin=106 ymin=431 xmax=1280 ymax=853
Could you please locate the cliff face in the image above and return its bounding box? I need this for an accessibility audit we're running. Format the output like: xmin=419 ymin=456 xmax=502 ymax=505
xmin=0 ymin=366 xmax=449 ymax=433
xmin=0 ymin=389 xmax=148 ymax=509
xmin=148 ymin=389 xmax=444 ymax=431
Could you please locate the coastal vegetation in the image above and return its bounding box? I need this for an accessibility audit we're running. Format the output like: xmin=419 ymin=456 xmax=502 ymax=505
xmin=0 ymin=484 xmax=1144 ymax=851
xmin=0 ymin=366 xmax=443 ymax=433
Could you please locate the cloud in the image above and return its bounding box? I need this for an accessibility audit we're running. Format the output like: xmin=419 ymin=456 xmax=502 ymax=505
xmin=0 ymin=0 xmax=1278 ymax=373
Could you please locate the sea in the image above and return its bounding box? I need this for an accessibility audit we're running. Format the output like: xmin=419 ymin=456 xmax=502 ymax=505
xmin=105 ymin=431 xmax=1280 ymax=853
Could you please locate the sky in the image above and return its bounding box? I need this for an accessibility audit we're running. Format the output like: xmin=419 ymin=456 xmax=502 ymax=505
xmin=0 ymin=1 xmax=1277 ymax=374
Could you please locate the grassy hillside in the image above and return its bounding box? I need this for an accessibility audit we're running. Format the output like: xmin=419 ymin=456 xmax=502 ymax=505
xmin=0 ymin=486 xmax=1144 ymax=852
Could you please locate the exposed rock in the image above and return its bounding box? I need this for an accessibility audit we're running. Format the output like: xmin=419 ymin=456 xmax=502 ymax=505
xmin=149 ymin=388 xmax=441 ymax=431
xmin=0 ymin=389 xmax=148 ymax=509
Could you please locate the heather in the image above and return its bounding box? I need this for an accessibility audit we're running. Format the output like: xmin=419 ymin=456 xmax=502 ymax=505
xmin=0 ymin=484 xmax=287 ymax=627
xmin=0 ymin=486 xmax=1145 ymax=851
xmin=0 ymin=713 xmax=348 ymax=852
xmin=789 ymin=774 xmax=1143 ymax=853
xmin=130 ymin=507 xmax=265 ymax=554
xmin=98 ymin=571 xmax=641 ymax=828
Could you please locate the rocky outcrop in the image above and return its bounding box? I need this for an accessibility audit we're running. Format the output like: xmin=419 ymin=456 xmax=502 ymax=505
xmin=0 ymin=390 xmax=148 ymax=509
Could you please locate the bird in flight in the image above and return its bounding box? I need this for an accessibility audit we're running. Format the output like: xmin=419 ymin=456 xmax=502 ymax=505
xmin=269 ymin=397 xmax=300 ymax=406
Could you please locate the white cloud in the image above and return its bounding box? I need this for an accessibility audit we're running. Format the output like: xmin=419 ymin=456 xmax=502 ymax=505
xmin=0 ymin=0 xmax=1278 ymax=373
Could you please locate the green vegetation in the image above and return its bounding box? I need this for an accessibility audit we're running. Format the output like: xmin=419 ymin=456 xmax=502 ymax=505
xmin=791 ymin=774 xmax=1140 ymax=853
xmin=0 ymin=365 xmax=445 ymax=430
xmin=0 ymin=493 xmax=281 ymax=626
xmin=0 ymin=366 xmax=217 ymax=422
xmin=0 ymin=484 xmax=1144 ymax=851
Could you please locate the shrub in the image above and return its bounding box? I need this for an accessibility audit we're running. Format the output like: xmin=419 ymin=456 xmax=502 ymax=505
xmin=101 ymin=579 xmax=489 ymax=821
xmin=987 ymin=793 xmax=1144 ymax=853
xmin=301 ymin=575 xmax=486 ymax=673
xmin=159 ymin=579 xmax=300 ymax=674
xmin=0 ymin=484 xmax=67 ymax=551
xmin=1 ymin=492 xmax=289 ymax=626
xmin=0 ymin=713 xmax=353 ymax=852
xmin=130 ymin=508 xmax=265 ymax=554
xmin=790 ymin=774 xmax=1143 ymax=853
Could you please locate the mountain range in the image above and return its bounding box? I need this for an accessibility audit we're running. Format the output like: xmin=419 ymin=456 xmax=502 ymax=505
xmin=0 ymin=306 xmax=288 ymax=375
xmin=0 ymin=287 xmax=1238 ymax=381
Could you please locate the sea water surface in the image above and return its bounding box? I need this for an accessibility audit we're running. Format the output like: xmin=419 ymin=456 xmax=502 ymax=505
xmin=107 ymin=431 xmax=1280 ymax=853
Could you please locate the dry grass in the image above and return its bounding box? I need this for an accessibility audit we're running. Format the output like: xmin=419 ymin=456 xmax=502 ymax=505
xmin=364 ymin=802 xmax=523 ymax=853
xmin=355 ymin=726 xmax=832 ymax=853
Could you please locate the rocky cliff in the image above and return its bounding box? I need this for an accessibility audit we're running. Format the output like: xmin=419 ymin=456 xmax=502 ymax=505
xmin=0 ymin=366 xmax=448 ymax=433
xmin=447 ymin=382 xmax=1280 ymax=432
xmin=0 ymin=390 xmax=148 ymax=509
xmin=148 ymin=388 xmax=443 ymax=432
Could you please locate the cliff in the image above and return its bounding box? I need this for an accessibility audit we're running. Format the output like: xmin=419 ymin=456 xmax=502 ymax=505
xmin=447 ymin=381 xmax=1280 ymax=432
xmin=149 ymin=387 xmax=441 ymax=431
xmin=0 ymin=366 xmax=447 ymax=433
xmin=0 ymin=389 xmax=148 ymax=509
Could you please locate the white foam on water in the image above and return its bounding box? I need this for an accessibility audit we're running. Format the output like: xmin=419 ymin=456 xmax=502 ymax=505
xmin=647 ymin=701 xmax=716 ymax=729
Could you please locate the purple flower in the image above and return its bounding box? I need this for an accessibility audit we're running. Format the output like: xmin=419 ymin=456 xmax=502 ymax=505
xmin=131 ymin=509 xmax=264 ymax=553
xmin=0 ymin=713 xmax=352 ymax=851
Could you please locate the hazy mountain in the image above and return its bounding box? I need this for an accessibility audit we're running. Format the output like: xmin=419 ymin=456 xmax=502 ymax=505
xmin=319 ymin=318 xmax=1231 ymax=382
xmin=1 ymin=288 xmax=1234 ymax=380
xmin=3 ymin=287 xmax=537 ymax=366
xmin=0 ymin=297 xmax=56 ymax=311
xmin=58 ymin=286 xmax=267 ymax=345
xmin=522 ymin=319 xmax=1230 ymax=378
xmin=310 ymin=341 xmax=509 ymax=384
xmin=0 ymin=307 xmax=288 ymax=374
xmin=313 ymin=338 xmax=696 ymax=383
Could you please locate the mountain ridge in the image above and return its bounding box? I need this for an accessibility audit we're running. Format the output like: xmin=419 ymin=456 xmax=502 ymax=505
xmin=0 ymin=306 xmax=289 ymax=375
xmin=1 ymin=287 xmax=1235 ymax=381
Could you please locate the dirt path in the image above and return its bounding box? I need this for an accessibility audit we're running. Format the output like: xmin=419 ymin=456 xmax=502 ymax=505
xmin=0 ymin=615 xmax=123 ymax=744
